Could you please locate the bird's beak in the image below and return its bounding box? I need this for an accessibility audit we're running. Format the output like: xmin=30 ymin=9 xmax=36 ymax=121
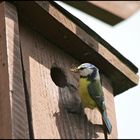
xmin=70 ymin=67 xmax=79 ymax=73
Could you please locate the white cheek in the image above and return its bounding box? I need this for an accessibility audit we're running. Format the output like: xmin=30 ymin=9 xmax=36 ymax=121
xmin=80 ymin=69 xmax=93 ymax=76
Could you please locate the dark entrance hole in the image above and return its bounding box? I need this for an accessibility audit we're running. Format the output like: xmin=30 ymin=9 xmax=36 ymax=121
xmin=50 ymin=67 xmax=67 ymax=88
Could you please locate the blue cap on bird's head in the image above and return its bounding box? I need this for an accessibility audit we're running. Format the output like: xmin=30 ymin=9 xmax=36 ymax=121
xmin=70 ymin=63 xmax=99 ymax=78
xmin=75 ymin=63 xmax=99 ymax=78
xmin=70 ymin=63 xmax=98 ymax=74
xmin=77 ymin=63 xmax=97 ymax=70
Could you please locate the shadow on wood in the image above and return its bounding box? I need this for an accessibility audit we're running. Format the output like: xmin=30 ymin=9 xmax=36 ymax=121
xmin=54 ymin=102 xmax=103 ymax=139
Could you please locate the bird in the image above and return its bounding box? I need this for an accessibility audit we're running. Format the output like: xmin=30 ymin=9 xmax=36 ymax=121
xmin=70 ymin=63 xmax=112 ymax=134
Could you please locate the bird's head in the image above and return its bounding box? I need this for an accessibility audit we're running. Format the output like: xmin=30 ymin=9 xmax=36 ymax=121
xmin=71 ymin=63 xmax=99 ymax=78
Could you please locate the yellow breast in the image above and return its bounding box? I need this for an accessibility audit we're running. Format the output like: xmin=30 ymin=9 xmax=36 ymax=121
xmin=79 ymin=78 xmax=96 ymax=109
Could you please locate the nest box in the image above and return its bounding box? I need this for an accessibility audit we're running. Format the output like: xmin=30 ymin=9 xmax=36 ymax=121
xmin=0 ymin=1 xmax=139 ymax=139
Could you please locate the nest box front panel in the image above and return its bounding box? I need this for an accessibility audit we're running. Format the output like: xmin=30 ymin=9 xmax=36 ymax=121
xmin=19 ymin=22 xmax=105 ymax=139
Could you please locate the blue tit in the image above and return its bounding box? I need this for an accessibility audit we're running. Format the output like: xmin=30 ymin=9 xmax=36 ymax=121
xmin=71 ymin=63 xmax=112 ymax=134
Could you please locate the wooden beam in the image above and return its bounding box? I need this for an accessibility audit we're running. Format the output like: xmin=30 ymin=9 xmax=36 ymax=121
xmin=0 ymin=2 xmax=12 ymax=138
xmin=64 ymin=1 xmax=140 ymax=25
xmin=0 ymin=1 xmax=30 ymax=139
xmin=89 ymin=1 xmax=140 ymax=19
xmin=14 ymin=1 xmax=139 ymax=95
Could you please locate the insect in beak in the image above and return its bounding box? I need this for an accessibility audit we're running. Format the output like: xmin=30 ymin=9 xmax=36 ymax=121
xmin=70 ymin=67 xmax=79 ymax=73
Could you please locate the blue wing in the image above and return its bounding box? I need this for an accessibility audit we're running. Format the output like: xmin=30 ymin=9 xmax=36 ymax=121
xmin=87 ymin=80 xmax=105 ymax=112
xmin=87 ymin=80 xmax=112 ymax=134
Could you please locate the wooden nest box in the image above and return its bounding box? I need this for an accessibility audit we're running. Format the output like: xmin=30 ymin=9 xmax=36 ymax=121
xmin=0 ymin=1 xmax=139 ymax=139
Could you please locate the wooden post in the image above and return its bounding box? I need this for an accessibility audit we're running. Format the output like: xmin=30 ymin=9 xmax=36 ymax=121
xmin=0 ymin=2 xmax=12 ymax=138
xmin=0 ymin=2 xmax=29 ymax=139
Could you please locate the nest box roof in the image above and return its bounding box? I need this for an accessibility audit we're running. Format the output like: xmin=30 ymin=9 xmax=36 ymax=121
xmin=14 ymin=1 xmax=139 ymax=96
xmin=64 ymin=1 xmax=140 ymax=25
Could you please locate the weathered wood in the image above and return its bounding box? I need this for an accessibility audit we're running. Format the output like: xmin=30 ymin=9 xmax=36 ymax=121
xmin=102 ymin=75 xmax=118 ymax=139
xmin=19 ymin=21 xmax=108 ymax=139
xmin=0 ymin=1 xmax=29 ymax=139
xmin=14 ymin=1 xmax=139 ymax=95
xmin=64 ymin=1 xmax=140 ymax=25
xmin=0 ymin=2 xmax=12 ymax=138
xmin=89 ymin=1 xmax=140 ymax=19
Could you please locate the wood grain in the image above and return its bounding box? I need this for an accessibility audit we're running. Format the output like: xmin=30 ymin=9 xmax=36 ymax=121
xmin=0 ymin=2 xmax=12 ymax=138
xmin=64 ymin=1 xmax=140 ymax=25
xmin=89 ymin=1 xmax=140 ymax=19
xmin=102 ymin=75 xmax=118 ymax=139
xmin=1 ymin=1 xmax=29 ymax=139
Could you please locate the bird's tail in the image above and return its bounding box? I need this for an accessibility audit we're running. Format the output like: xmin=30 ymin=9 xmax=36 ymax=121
xmin=102 ymin=111 xmax=112 ymax=134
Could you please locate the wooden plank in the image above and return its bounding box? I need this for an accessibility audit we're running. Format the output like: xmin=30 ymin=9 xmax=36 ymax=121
xmin=0 ymin=2 xmax=12 ymax=138
xmin=19 ymin=21 xmax=106 ymax=139
xmin=14 ymin=1 xmax=139 ymax=94
xmin=0 ymin=1 xmax=30 ymax=139
xmin=102 ymin=75 xmax=118 ymax=139
xmin=89 ymin=1 xmax=140 ymax=19
xmin=64 ymin=1 xmax=140 ymax=25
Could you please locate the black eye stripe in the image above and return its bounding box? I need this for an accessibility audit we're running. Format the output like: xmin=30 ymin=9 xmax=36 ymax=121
xmin=80 ymin=67 xmax=84 ymax=70
xmin=92 ymin=67 xmax=96 ymax=70
xmin=79 ymin=67 xmax=97 ymax=70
